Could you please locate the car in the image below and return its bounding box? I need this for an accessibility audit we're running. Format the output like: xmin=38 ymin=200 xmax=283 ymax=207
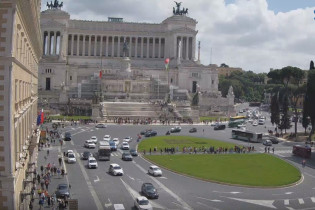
xmin=148 ymin=165 xmax=162 ymax=177
xmin=122 ymin=152 xmax=133 ymax=161
xmin=81 ymin=151 xmax=93 ymax=160
xmin=144 ymin=130 xmax=157 ymax=137
xmin=55 ymin=183 xmax=70 ymax=198
xmin=210 ymin=122 xmax=219 ymax=127
xmin=108 ymin=163 xmax=124 ymax=176
xmin=121 ymin=142 xmax=129 ymax=150
xmin=165 ymin=131 xmax=171 ymax=135
xmin=140 ymin=129 xmax=151 ymax=135
xmin=112 ymin=138 xmax=119 ymax=145
xmin=123 ymin=136 xmax=132 ymax=142
xmin=236 ymin=124 xmax=246 ymax=129
xmin=67 ymin=152 xmax=76 ymax=163
xmin=170 ymin=126 xmax=181 ymax=133
xmin=214 ymin=124 xmax=226 ymax=130
xmin=189 ymin=127 xmax=197 ymax=133
xmin=109 ymin=140 xmax=117 ymax=151
xmin=95 ymin=123 xmax=107 ymax=128
xmin=134 ymin=196 xmax=153 ymax=210
xmin=88 ymin=157 xmax=98 ymax=169
xmin=103 ymin=135 xmax=111 ymax=141
xmin=252 ymin=121 xmax=258 ymax=126
xmin=84 ymin=140 xmax=96 ymax=149
xmin=258 ymin=119 xmax=265 ymax=125
xmin=64 ymin=132 xmax=72 ymax=141
xmin=270 ymin=137 xmax=279 ymax=144
xmin=130 ymin=149 xmax=138 ymax=156
xmin=141 ymin=183 xmax=159 ymax=199
xmin=66 ymin=150 xmax=74 ymax=157
xmin=90 ymin=136 xmax=98 ymax=144
xmin=263 ymin=140 xmax=272 ymax=146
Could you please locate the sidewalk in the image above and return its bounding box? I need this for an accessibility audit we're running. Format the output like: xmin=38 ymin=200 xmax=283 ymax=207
xmin=31 ymin=142 xmax=69 ymax=210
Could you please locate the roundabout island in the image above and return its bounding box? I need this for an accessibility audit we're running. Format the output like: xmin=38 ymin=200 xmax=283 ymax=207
xmin=138 ymin=136 xmax=301 ymax=187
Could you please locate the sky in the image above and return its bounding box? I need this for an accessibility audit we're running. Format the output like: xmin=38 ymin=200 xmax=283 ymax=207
xmin=41 ymin=0 xmax=315 ymax=73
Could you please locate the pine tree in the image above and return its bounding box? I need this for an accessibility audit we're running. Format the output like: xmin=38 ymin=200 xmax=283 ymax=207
xmin=310 ymin=60 xmax=315 ymax=70
xmin=304 ymin=67 xmax=315 ymax=141
xmin=270 ymin=93 xmax=280 ymax=127
xmin=278 ymin=94 xmax=291 ymax=134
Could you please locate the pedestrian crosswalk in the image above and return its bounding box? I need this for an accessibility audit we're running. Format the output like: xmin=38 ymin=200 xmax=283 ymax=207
xmin=274 ymin=197 xmax=315 ymax=208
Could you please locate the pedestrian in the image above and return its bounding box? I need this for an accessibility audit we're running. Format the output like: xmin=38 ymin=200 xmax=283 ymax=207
xmin=40 ymin=165 xmax=44 ymax=175
xmin=29 ymin=201 xmax=33 ymax=210
xmin=272 ymin=147 xmax=274 ymax=153
xmin=302 ymin=159 xmax=306 ymax=168
xmin=58 ymin=157 xmax=62 ymax=166
xmin=61 ymin=168 xmax=65 ymax=177
xmin=47 ymin=149 xmax=49 ymax=156
xmin=57 ymin=168 xmax=61 ymax=178
xmin=40 ymin=179 xmax=44 ymax=190
xmin=37 ymin=174 xmax=41 ymax=184
xmin=47 ymin=194 xmax=51 ymax=206
xmin=45 ymin=179 xmax=49 ymax=190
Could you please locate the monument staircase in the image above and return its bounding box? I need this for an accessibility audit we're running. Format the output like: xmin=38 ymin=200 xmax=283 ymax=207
xmin=101 ymin=102 xmax=164 ymax=120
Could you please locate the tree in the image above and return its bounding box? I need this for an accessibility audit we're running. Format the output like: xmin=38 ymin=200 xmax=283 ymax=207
xmin=220 ymin=63 xmax=229 ymax=68
xmin=302 ymin=100 xmax=310 ymax=134
xmin=310 ymin=60 xmax=314 ymax=70
xmin=278 ymin=94 xmax=291 ymax=134
xmin=304 ymin=68 xmax=315 ymax=141
xmin=270 ymin=93 xmax=280 ymax=128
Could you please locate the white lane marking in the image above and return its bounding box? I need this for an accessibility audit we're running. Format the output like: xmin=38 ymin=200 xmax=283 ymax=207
xmin=284 ymin=199 xmax=289 ymax=205
xmin=196 ymin=202 xmax=220 ymax=210
xmin=196 ymin=196 xmax=222 ymax=202
xmin=311 ymin=197 xmax=315 ymax=203
xmin=94 ymin=176 xmax=100 ymax=182
xmin=213 ymin=191 xmax=241 ymax=194
xmin=75 ymin=151 xmax=103 ymax=210
xmin=133 ymin=161 xmax=193 ymax=210
xmin=272 ymin=192 xmax=293 ymax=196
xmin=58 ymin=147 xmax=69 ymax=185
xmin=120 ymin=178 xmax=164 ymax=209
xmin=159 ymin=177 xmax=168 ymax=179
xmin=127 ymin=175 xmax=135 ymax=181
xmin=171 ymin=202 xmax=182 ymax=207
xmin=305 ymin=172 xmax=315 ymax=179
xmin=298 ymin=198 xmax=305 ymax=204
xmin=225 ymin=197 xmax=276 ymax=209
xmin=104 ymin=198 xmax=112 ymax=208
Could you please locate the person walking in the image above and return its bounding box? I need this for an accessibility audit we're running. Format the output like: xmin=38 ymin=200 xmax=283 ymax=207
xmin=302 ymin=159 xmax=306 ymax=168
xmin=58 ymin=157 xmax=62 ymax=167
xmin=37 ymin=174 xmax=41 ymax=184
xmin=272 ymin=147 xmax=274 ymax=154
xmin=45 ymin=179 xmax=49 ymax=190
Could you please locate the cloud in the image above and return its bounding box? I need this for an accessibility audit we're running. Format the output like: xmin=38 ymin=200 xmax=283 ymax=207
xmin=41 ymin=0 xmax=315 ymax=72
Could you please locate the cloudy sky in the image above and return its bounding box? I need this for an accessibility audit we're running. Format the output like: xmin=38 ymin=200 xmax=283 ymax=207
xmin=41 ymin=0 xmax=315 ymax=73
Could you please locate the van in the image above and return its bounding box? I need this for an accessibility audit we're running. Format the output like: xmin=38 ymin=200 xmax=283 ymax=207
xmin=64 ymin=132 xmax=72 ymax=141
xmin=214 ymin=124 xmax=226 ymax=130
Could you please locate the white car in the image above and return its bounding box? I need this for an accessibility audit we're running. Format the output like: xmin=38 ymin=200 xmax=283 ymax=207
xmin=67 ymin=152 xmax=76 ymax=163
xmin=148 ymin=165 xmax=162 ymax=177
xmin=95 ymin=123 xmax=107 ymax=128
xmin=108 ymin=163 xmax=124 ymax=176
xmin=84 ymin=140 xmax=96 ymax=149
xmin=112 ymin=138 xmax=119 ymax=146
xmin=90 ymin=136 xmax=98 ymax=144
xmin=134 ymin=196 xmax=153 ymax=210
xmin=121 ymin=142 xmax=129 ymax=150
xmin=88 ymin=157 xmax=98 ymax=169
xmin=103 ymin=135 xmax=111 ymax=141
xmin=123 ymin=136 xmax=132 ymax=142
xmin=252 ymin=121 xmax=258 ymax=126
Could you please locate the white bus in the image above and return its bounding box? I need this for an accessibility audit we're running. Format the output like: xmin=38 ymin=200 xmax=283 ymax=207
xmin=231 ymin=129 xmax=263 ymax=143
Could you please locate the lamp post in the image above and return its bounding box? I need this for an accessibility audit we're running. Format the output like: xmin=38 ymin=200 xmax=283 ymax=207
xmin=164 ymin=58 xmax=170 ymax=102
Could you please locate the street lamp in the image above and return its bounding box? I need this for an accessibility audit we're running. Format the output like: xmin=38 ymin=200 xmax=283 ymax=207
xmin=164 ymin=58 xmax=170 ymax=102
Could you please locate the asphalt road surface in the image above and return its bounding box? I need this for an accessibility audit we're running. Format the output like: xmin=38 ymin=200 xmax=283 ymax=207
xmin=50 ymin=118 xmax=315 ymax=210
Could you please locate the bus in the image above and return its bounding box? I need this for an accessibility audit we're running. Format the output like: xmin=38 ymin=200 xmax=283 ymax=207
xmin=230 ymin=116 xmax=247 ymax=121
xmin=231 ymin=129 xmax=263 ymax=143
xmin=292 ymin=145 xmax=311 ymax=159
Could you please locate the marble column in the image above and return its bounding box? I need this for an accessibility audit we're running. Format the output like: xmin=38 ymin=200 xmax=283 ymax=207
xmin=135 ymin=37 xmax=138 ymax=58
xmin=129 ymin=37 xmax=132 ymax=57
xmin=77 ymin=34 xmax=80 ymax=56
xmin=158 ymin=38 xmax=161 ymax=58
xmin=117 ymin=36 xmax=120 ymax=57
xmin=192 ymin=37 xmax=196 ymax=60
xmin=141 ymin=37 xmax=143 ymax=58
xmin=106 ymin=36 xmax=109 ymax=57
xmin=100 ymin=36 xmax=103 ymax=56
xmin=146 ymin=37 xmax=149 ymax=58
xmin=53 ymin=31 xmax=57 ymax=55
xmin=185 ymin=37 xmax=189 ymax=60
xmin=180 ymin=36 xmax=183 ymax=59
xmin=47 ymin=32 xmax=51 ymax=55
xmin=71 ymin=34 xmax=74 ymax=56
xmin=112 ymin=36 xmax=115 ymax=57
xmin=83 ymin=35 xmax=86 ymax=56
xmin=152 ymin=38 xmax=155 ymax=58
xmin=88 ymin=35 xmax=91 ymax=56
xmin=94 ymin=35 xmax=97 ymax=56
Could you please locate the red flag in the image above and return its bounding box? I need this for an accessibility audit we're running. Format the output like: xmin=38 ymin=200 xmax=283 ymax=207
xmin=40 ymin=109 xmax=44 ymax=124
xmin=99 ymin=70 xmax=102 ymax=79
xmin=164 ymin=58 xmax=170 ymax=70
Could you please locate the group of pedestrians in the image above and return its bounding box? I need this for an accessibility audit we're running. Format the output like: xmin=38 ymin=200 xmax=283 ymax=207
xmin=264 ymin=146 xmax=275 ymax=153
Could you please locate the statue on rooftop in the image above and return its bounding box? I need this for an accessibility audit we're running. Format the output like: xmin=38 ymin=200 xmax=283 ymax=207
xmin=173 ymin=1 xmax=188 ymax=15
xmin=46 ymin=0 xmax=63 ymax=9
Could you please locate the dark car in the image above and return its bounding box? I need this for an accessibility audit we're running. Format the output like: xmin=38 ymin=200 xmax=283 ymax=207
xmin=165 ymin=131 xmax=170 ymax=135
xmin=141 ymin=183 xmax=159 ymax=199
xmin=130 ymin=149 xmax=138 ymax=156
xmin=122 ymin=152 xmax=133 ymax=161
xmin=189 ymin=128 xmax=197 ymax=133
xmin=64 ymin=132 xmax=72 ymax=141
xmin=55 ymin=184 xmax=70 ymax=198
xmin=145 ymin=130 xmax=157 ymax=137
xmin=214 ymin=124 xmax=226 ymax=130
xmin=270 ymin=137 xmax=279 ymax=144
xmin=81 ymin=151 xmax=92 ymax=160
xmin=140 ymin=129 xmax=151 ymax=135
xmin=170 ymin=126 xmax=181 ymax=133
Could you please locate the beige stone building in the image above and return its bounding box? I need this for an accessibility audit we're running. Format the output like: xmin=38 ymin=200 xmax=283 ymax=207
xmin=0 ymin=0 xmax=42 ymax=209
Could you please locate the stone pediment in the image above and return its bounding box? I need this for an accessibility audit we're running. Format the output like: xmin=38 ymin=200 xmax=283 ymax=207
xmin=170 ymin=27 xmax=197 ymax=35
xmin=41 ymin=20 xmax=66 ymax=29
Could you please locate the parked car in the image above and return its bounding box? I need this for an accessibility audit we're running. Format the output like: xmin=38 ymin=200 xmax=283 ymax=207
xmin=122 ymin=152 xmax=133 ymax=161
xmin=55 ymin=183 xmax=70 ymax=198
xmin=64 ymin=132 xmax=72 ymax=141
xmin=123 ymin=136 xmax=132 ymax=142
xmin=170 ymin=126 xmax=181 ymax=133
xmin=141 ymin=183 xmax=159 ymax=199
xmin=81 ymin=151 xmax=93 ymax=160
xmin=121 ymin=142 xmax=130 ymax=150
xmin=134 ymin=196 xmax=153 ymax=210
xmin=130 ymin=149 xmax=138 ymax=156
xmin=67 ymin=152 xmax=76 ymax=163
xmin=103 ymin=135 xmax=111 ymax=141
xmin=263 ymin=140 xmax=272 ymax=146
xmin=95 ymin=123 xmax=106 ymax=128
xmin=90 ymin=136 xmax=98 ymax=144
xmin=108 ymin=163 xmax=124 ymax=176
xmin=84 ymin=140 xmax=96 ymax=149
xmin=189 ymin=127 xmax=197 ymax=133
xmin=148 ymin=165 xmax=162 ymax=177
xmin=88 ymin=157 xmax=98 ymax=169
xmin=214 ymin=124 xmax=226 ymax=130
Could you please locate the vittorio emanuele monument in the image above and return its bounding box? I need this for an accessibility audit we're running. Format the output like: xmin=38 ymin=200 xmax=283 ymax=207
xmin=39 ymin=1 xmax=235 ymax=122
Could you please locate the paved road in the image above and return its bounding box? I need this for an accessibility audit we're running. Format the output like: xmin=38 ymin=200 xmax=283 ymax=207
xmin=36 ymin=118 xmax=315 ymax=210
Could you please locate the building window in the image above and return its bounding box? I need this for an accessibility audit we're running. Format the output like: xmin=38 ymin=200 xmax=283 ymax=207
xmin=192 ymin=73 xmax=199 ymax=78
xmin=70 ymin=76 xmax=72 ymax=81
xmin=212 ymin=80 xmax=214 ymax=85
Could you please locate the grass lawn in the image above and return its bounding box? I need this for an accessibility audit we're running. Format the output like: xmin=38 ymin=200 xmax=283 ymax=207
xmin=138 ymin=136 xmax=238 ymax=152
xmin=200 ymin=116 xmax=229 ymax=122
xmin=145 ymin=153 xmax=301 ymax=187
